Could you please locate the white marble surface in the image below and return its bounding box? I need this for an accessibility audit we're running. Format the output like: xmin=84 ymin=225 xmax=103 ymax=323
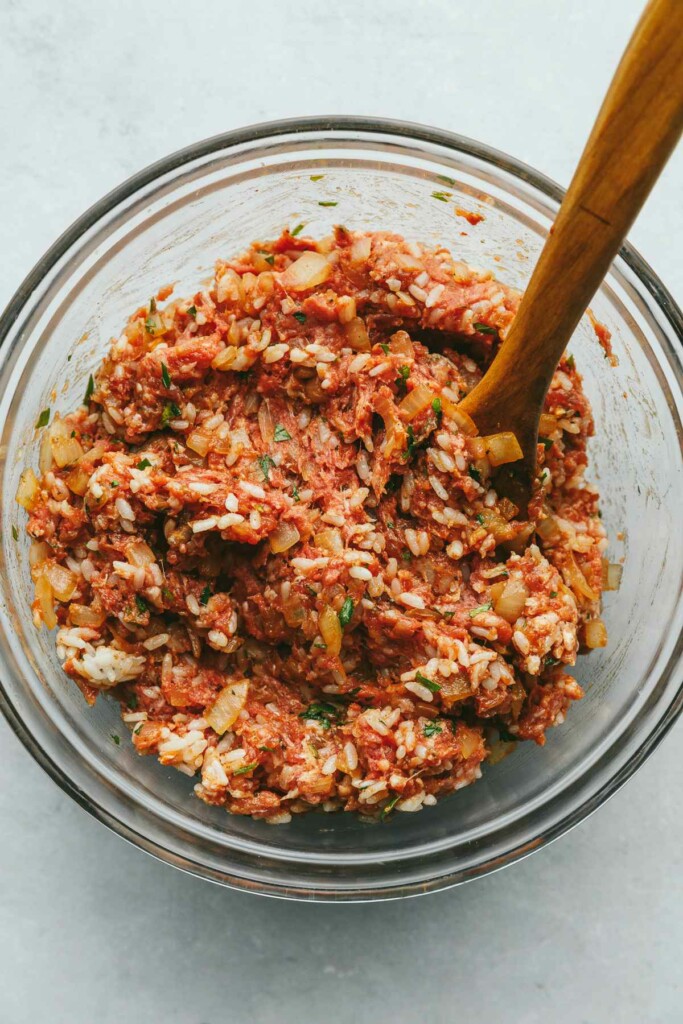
xmin=1 ymin=1 xmax=681 ymax=1021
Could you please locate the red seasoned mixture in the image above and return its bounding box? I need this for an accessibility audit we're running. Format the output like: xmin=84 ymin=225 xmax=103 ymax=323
xmin=17 ymin=227 xmax=612 ymax=823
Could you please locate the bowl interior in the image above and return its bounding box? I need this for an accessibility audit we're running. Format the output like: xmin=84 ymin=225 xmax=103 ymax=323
xmin=1 ymin=124 xmax=682 ymax=894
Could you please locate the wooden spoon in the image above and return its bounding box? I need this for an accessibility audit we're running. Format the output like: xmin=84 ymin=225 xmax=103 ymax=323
xmin=458 ymin=0 xmax=683 ymax=513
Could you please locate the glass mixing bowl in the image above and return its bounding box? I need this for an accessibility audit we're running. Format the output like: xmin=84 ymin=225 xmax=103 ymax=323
xmin=1 ymin=117 xmax=682 ymax=902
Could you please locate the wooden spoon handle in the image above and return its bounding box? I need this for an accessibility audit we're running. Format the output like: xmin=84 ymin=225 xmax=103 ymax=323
xmin=461 ymin=0 xmax=683 ymax=436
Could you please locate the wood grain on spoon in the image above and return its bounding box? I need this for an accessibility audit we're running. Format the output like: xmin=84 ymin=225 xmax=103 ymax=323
xmin=459 ymin=0 xmax=683 ymax=512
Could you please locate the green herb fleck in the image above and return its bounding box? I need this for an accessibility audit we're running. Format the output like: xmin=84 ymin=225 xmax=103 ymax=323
xmin=11 ymin=525 xmax=19 ymax=541
xmin=161 ymin=585 xmax=174 ymax=602
xmin=137 ymin=458 xmax=151 ymax=470
xmin=401 ymin=549 xmax=412 ymax=561
xmin=432 ymin=397 xmax=442 ymax=420
xmin=469 ymin=601 xmax=493 ymax=618
xmin=127 ymin=694 xmax=138 ymax=710
xmin=381 ymin=794 xmax=401 ymax=819
xmin=161 ymin=362 xmax=172 ymax=389
xmin=258 ymin=250 xmax=275 ymax=265
xmin=200 ymin=584 xmax=212 ymax=606
xmin=545 ymin=655 xmax=560 ymax=668
xmin=110 ymin=481 xmax=119 ymax=488
xmin=299 ymin=701 xmax=340 ymax=730
xmin=338 ymin=597 xmax=354 ymax=628
xmin=539 ymin=436 xmax=553 ymax=450
xmin=424 ymin=720 xmax=443 ymax=737
xmin=566 ymin=354 xmax=575 ymax=369
xmin=84 ymin=375 xmax=95 ymax=405
xmin=476 ymin=513 xmax=485 ymax=525
xmin=468 ymin=465 xmax=481 ymax=483
xmin=111 ymin=734 xmax=121 ymax=745
xmin=379 ymin=343 xmax=390 ymax=355
xmin=161 ymin=401 xmax=181 ymax=427
xmin=291 ymin=223 xmax=305 ymax=237
xmin=259 ymin=745 xmax=276 ymax=752
xmin=149 ymin=297 xmax=157 ymax=314
xmin=135 ymin=595 xmax=148 ymax=614
xmin=310 ymin=174 xmax=325 ymax=181
xmin=437 ymin=608 xmax=454 ymax=620
xmin=292 ymin=484 xmax=300 ymax=503
xmin=386 ymin=520 xmax=395 ymax=529
xmin=395 ymin=365 xmax=410 ymax=394
xmin=36 ymin=408 xmax=50 ymax=429
xmin=318 ymin=201 xmax=338 ymax=207
xmin=67 ymin=354 xmax=72 ymax=362
xmin=232 ymin=762 xmax=259 ymax=776
xmin=550 ymin=590 xmax=558 ymax=598
xmin=258 ymin=454 xmax=276 ymax=481
xmin=274 ymin=424 xmax=292 ymax=442
xmin=187 ymin=304 xmax=197 ymax=319
xmin=403 ymin=425 xmax=418 ymax=461
xmin=437 ymin=174 xmax=456 ymax=187
xmin=313 ymin=641 xmax=327 ymax=650
xmin=473 ymin=322 xmax=497 ymax=335
xmin=416 ymin=671 xmax=441 ymax=692
xmin=293 ymin=311 xmax=307 ymax=324
xmin=432 ymin=191 xmax=452 ymax=202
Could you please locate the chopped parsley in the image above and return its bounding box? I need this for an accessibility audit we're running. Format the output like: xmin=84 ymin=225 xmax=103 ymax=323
xmin=144 ymin=316 xmax=157 ymax=335
xmin=84 ymin=374 xmax=95 ymax=404
xmin=432 ymin=397 xmax=442 ymax=420
xmin=293 ymin=311 xmax=307 ymax=324
xmin=437 ymin=174 xmax=456 ymax=187
xmin=473 ymin=322 xmax=498 ymax=335
xmin=11 ymin=525 xmax=18 ymax=541
xmin=566 ymin=354 xmax=575 ymax=369
xmin=539 ymin=436 xmax=554 ymax=450
xmin=187 ymin=304 xmax=197 ymax=319
xmin=137 ymin=458 xmax=151 ymax=470
xmin=381 ymin=794 xmax=401 ymax=819
xmin=310 ymin=174 xmax=325 ymax=181
xmin=135 ymin=595 xmax=148 ymax=614
xmin=274 ymin=424 xmax=292 ymax=442
xmin=232 ymin=762 xmax=258 ymax=776
xmin=111 ymin=734 xmax=120 ymax=745
xmin=475 ymin=513 xmax=485 ymax=525
xmin=200 ymin=584 xmax=212 ymax=606
xmin=403 ymin=425 xmax=418 ymax=461
xmin=110 ymin=481 xmax=119 ymax=488
xmin=161 ymin=585 xmax=174 ymax=602
xmin=292 ymin=484 xmax=300 ymax=503
xmin=469 ymin=601 xmax=493 ymax=618
xmin=161 ymin=401 xmax=181 ymax=427
xmin=161 ymin=362 xmax=172 ymax=388
xmin=318 ymin=201 xmax=338 ymax=207
xmin=468 ymin=465 xmax=482 ymax=483
xmin=550 ymin=591 xmax=558 ymax=598
xmin=545 ymin=655 xmax=561 ymax=668
xmin=258 ymin=454 xmax=276 ymax=481
xmin=258 ymin=250 xmax=275 ymax=265
xmin=291 ymin=223 xmax=305 ymax=237
xmin=437 ymin=608 xmax=454 ymax=620
xmin=386 ymin=520 xmax=395 ymax=529
xmin=36 ymin=408 xmax=50 ymax=429
xmin=127 ymin=694 xmax=138 ymax=710
xmin=416 ymin=671 xmax=441 ymax=692
xmin=298 ymin=701 xmax=340 ymax=730
xmin=395 ymin=365 xmax=410 ymax=394
xmin=379 ymin=343 xmax=390 ymax=355
xmin=423 ymin=720 xmax=443 ymax=737
xmin=259 ymin=745 xmax=276 ymax=752
xmin=431 ymin=190 xmax=452 ymax=202
xmin=401 ymin=549 xmax=412 ymax=561
xmin=338 ymin=597 xmax=355 ymax=628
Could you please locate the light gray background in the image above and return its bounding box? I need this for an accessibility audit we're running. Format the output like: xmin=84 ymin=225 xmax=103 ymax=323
xmin=1 ymin=2 xmax=681 ymax=1022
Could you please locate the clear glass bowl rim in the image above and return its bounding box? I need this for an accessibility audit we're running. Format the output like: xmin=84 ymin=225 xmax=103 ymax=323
xmin=0 ymin=114 xmax=681 ymax=902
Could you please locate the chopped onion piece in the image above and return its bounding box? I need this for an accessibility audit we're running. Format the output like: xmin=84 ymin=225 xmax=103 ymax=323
xmin=69 ymin=604 xmax=106 ymax=628
xmin=389 ymin=330 xmax=414 ymax=356
xmin=269 ymin=522 xmax=301 ymax=553
xmin=440 ymin=396 xmax=477 ymax=436
xmin=127 ymin=541 xmax=155 ymax=567
xmin=206 ymin=680 xmax=249 ymax=734
xmin=343 ymin=318 xmax=371 ymax=351
xmin=45 ymin=563 xmax=78 ymax=602
xmin=398 ymin=385 xmax=433 ymax=422
xmin=315 ymin=528 xmax=344 ymax=555
xmin=493 ymin=578 xmax=529 ymax=622
xmin=186 ymin=429 xmax=212 ymax=456
xmin=29 ymin=541 xmax=49 ymax=568
xmin=65 ymin=465 xmax=90 ymax=496
xmin=35 ymin=573 xmax=57 ymax=630
xmin=16 ymin=468 xmax=39 ymax=510
xmin=482 ymin=431 xmax=523 ymax=467
xmin=459 ymin=727 xmax=481 ymax=759
xmin=562 ymin=552 xmax=598 ymax=602
xmin=602 ymin=559 xmax=623 ymax=591
xmin=584 ymin=618 xmax=608 ymax=648
xmin=536 ymin=514 xmax=562 ymax=544
xmin=279 ymin=251 xmax=331 ymax=292
xmin=319 ymin=604 xmax=342 ymax=656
